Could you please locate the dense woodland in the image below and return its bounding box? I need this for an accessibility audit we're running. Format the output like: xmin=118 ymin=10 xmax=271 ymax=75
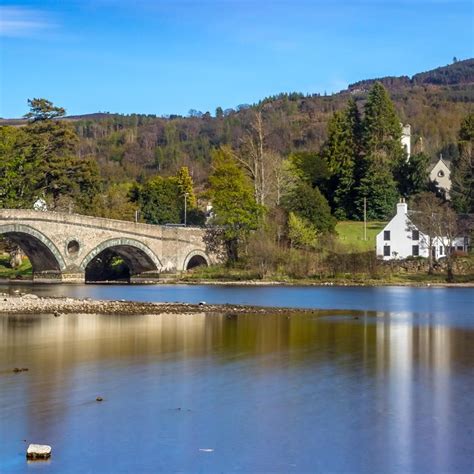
xmin=0 ymin=59 xmax=473 ymax=279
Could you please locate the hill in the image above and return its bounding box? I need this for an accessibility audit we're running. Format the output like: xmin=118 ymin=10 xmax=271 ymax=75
xmin=2 ymin=59 xmax=473 ymax=185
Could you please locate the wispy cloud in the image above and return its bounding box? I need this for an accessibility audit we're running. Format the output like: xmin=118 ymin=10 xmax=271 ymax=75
xmin=0 ymin=6 xmax=55 ymax=38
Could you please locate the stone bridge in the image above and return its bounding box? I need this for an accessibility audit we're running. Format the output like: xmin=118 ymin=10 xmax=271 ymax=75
xmin=0 ymin=209 xmax=217 ymax=282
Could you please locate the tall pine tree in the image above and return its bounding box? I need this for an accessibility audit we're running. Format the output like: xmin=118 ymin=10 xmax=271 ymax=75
xmin=321 ymin=97 xmax=361 ymax=219
xmin=354 ymin=83 xmax=403 ymax=219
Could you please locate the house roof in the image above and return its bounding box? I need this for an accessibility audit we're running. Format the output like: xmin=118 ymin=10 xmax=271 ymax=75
xmin=429 ymin=157 xmax=451 ymax=173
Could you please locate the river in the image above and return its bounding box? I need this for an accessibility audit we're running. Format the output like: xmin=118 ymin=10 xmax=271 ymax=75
xmin=1 ymin=284 xmax=473 ymax=472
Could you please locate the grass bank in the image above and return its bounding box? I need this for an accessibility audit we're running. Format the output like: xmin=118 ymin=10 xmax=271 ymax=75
xmin=179 ymin=264 xmax=474 ymax=286
xmin=0 ymin=255 xmax=32 ymax=280
xmin=335 ymin=221 xmax=386 ymax=252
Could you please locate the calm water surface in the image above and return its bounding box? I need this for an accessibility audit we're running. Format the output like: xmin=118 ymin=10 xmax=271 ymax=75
xmin=0 ymin=285 xmax=473 ymax=473
xmin=1 ymin=283 xmax=473 ymax=317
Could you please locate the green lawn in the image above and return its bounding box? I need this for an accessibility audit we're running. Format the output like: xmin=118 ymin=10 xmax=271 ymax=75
xmin=0 ymin=254 xmax=33 ymax=279
xmin=335 ymin=221 xmax=386 ymax=252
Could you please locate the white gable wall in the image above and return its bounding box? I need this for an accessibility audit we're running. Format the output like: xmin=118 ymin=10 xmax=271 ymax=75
xmin=376 ymin=202 xmax=430 ymax=260
xmin=429 ymin=159 xmax=451 ymax=198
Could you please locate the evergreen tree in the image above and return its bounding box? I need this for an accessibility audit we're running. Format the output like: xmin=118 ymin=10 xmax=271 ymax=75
xmin=354 ymin=161 xmax=398 ymax=220
xmin=362 ymin=82 xmax=403 ymax=164
xmin=132 ymin=176 xmax=181 ymax=225
xmin=25 ymin=110 xmax=101 ymax=211
xmin=1 ymin=99 xmax=101 ymax=212
xmin=353 ymin=83 xmax=404 ymax=219
xmin=24 ymin=98 xmax=66 ymax=122
xmin=207 ymin=147 xmax=262 ymax=261
xmin=451 ymin=113 xmax=474 ymax=213
xmin=282 ymin=181 xmax=335 ymax=233
xmin=393 ymin=152 xmax=430 ymax=198
xmin=0 ymin=126 xmax=37 ymax=208
xmin=288 ymin=151 xmax=330 ymax=190
xmin=321 ymin=97 xmax=362 ymax=218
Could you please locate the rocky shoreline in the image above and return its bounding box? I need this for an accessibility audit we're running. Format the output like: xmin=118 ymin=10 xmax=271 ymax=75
xmin=0 ymin=293 xmax=320 ymax=316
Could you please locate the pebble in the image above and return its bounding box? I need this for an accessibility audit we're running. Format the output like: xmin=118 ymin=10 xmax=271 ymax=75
xmin=26 ymin=444 xmax=52 ymax=460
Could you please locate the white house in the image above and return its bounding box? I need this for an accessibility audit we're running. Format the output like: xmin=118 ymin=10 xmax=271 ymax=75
xmin=429 ymin=156 xmax=451 ymax=199
xmin=376 ymin=200 xmax=469 ymax=261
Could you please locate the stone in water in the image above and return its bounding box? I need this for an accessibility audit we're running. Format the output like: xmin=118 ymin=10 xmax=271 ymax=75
xmin=26 ymin=444 xmax=52 ymax=460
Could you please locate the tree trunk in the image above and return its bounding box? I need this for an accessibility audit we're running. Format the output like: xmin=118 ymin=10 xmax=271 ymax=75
xmin=428 ymin=238 xmax=434 ymax=275
xmin=446 ymin=258 xmax=454 ymax=283
xmin=225 ymin=238 xmax=239 ymax=263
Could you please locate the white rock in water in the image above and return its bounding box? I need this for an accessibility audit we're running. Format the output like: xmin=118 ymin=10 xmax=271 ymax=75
xmin=26 ymin=444 xmax=52 ymax=459
xmin=22 ymin=294 xmax=39 ymax=299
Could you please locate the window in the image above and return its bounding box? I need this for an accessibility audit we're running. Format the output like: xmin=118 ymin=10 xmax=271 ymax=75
xmin=412 ymin=230 xmax=419 ymax=240
xmin=383 ymin=245 xmax=390 ymax=257
xmin=439 ymin=246 xmax=443 ymax=255
xmin=384 ymin=230 xmax=391 ymax=241
xmin=457 ymin=246 xmax=464 ymax=251
xmin=437 ymin=170 xmax=445 ymax=178
xmin=412 ymin=245 xmax=419 ymax=256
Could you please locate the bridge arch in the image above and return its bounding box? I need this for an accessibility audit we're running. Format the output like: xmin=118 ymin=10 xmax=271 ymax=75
xmin=80 ymin=238 xmax=162 ymax=275
xmin=183 ymin=250 xmax=210 ymax=271
xmin=0 ymin=224 xmax=67 ymax=272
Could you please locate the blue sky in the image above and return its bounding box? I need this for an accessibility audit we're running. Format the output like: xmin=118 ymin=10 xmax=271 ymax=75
xmin=0 ymin=0 xmax=472 ymax=118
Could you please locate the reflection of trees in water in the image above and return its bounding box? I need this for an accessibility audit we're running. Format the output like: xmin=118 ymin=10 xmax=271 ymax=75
xmin=2 ymin=313 xmax=471 ymax=370
xmin=2 ymin=311 xmax=472 ymax=443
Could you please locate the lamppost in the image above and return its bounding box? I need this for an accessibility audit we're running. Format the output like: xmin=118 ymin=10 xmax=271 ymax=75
xmin=184 ymin=192 xmax=189 ymax=226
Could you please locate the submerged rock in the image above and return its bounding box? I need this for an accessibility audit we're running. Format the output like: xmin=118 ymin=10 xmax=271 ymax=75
xmin=26 ymin=444 xmax=52 ymax=460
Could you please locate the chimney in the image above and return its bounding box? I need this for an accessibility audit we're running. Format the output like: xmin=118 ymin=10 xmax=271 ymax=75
xmin=397 ymin=198 xmax=408 ymax=215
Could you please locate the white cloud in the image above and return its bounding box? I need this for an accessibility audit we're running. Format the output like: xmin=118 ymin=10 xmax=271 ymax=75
xmin=0 ymin=7 xmax=55 ymax=38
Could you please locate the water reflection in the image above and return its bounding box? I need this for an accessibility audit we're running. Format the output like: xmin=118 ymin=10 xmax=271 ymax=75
xmin=0 ymin=311 xmax=473 ymax=473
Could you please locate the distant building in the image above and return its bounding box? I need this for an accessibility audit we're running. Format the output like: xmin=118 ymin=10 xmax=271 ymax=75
xmin=401 ymin=123 xmax=411 ymax=159
xmin=429 ymin=156 xmax=451 ymax=199
xmin=376 ymin=200 xmax=469 ymax=260
xmin=33 ymin=198 xmax=48 ymax=211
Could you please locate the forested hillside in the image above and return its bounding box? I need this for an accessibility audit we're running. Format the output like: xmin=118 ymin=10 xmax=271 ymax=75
xmin=1 ymin=59 xmax=473 ymax=187
xmin=59 ymin=59 xmax=474 ymax=185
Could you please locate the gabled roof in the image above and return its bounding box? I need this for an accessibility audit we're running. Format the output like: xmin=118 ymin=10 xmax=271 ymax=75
xmin=429 ymin=157 xmax=451 ymax=173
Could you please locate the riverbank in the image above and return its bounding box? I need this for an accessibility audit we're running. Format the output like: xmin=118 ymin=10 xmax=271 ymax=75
xmin=0 ymin=293 xmax=324 ymax=315
xmin=1 ymin=276 xmax=473 ymax=287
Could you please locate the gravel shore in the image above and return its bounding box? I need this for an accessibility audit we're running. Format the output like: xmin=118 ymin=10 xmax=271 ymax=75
xmin=0 ymin=293 xmax=318 ymax=316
